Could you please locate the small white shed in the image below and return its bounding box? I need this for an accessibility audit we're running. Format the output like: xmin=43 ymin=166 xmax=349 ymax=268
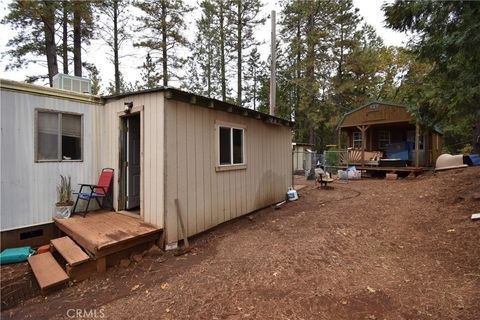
xmin=292 ymin=142 xmax=315 ymax=174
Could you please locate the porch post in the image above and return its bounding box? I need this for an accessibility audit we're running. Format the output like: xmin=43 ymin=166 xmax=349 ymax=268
xmin=425 ymin=130 xmax=430 ymax=167
xmin=360 ymin=125 xmax=366 ymax=167
xmin=415 ymin=123 xmax=420 ymax=168
xmin=337 ymin=128 xmax=342 ymax=149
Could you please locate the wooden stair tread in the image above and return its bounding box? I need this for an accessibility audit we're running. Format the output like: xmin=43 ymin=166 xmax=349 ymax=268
xmin=51 ymin=236 xmax=90 ymax=266
xmin=28 ymin=252 xmax=69 ymax=292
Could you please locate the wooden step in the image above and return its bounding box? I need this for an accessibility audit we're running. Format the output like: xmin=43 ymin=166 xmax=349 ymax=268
xmin=28 ymin=252 xmax=69 ymax=293
xmin=51 ymin=236 xmax=90 ymax=266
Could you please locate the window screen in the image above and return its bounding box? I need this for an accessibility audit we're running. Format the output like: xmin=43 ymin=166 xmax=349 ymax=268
xmin=37 ymin=112 xmax=59 ymax=160
xmin=219 ymin=127 xmax=231 ymax=165
xmin=232 ymin=128 xmax=243 ymax=164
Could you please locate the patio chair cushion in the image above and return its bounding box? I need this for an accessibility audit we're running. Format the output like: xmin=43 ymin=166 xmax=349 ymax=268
xmin=79 ymin=192 xmax=106 ymax=200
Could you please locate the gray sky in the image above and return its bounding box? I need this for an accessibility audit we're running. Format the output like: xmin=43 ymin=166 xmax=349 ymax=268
xmin=0 ymin=0 xmax=407 ymax=91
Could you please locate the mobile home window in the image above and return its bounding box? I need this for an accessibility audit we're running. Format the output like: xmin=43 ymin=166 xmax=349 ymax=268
xmin=218 ymin=126 xmax=244 ymax=165
xmin=378 ymin=130 xmax=390 ymax=149
xmin=36 ymin=110 xmax=82 ymax=161
xmin=352 ymin=131 xmax=362 ymax=149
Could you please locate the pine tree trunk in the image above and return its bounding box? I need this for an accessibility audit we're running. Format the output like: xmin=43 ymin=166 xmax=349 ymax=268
xmin=220 ymin=1 xmax=226 ymax=101
xmin=207 ymin=47 xmax=212 ymax=97
xmin=113 ymin=0 xmax=120 ymax=94
xmin=338 ymin=25 xmax=344 ymax=80
xmin=253 ymin=70 xmax=257 ymax=111
xmin=62 ymin=1 xmax=68 ymax=75
xmin=306 ymin=14 xmax=315 ymax=145
xmin=44 ymin=1 xmax=58 ymax=86
xmin=73 ymin=1 xmax=82 ymax=77
xmin=237 ymin=0 xmax=242 ymax=105
xmin=161 ymin=2 xmax=168 ymax=87
xmin=295 ymin=23 xmax=301 ymax=117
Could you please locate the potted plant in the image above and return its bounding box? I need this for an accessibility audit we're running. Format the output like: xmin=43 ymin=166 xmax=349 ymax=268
xmin=55 ymin=175 xmax=73 ymax=218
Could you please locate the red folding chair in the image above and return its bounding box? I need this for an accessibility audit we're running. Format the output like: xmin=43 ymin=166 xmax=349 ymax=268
xmin=72 ymin=168 xmax=114 ymax=217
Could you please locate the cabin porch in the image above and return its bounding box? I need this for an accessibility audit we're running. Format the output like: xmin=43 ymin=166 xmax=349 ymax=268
xmin=337 ymin=121 xmax=440 ymax=168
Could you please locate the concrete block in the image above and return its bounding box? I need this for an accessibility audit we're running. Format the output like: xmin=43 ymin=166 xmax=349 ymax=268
xmin=386 ymin=173 xmax=398 ymax=180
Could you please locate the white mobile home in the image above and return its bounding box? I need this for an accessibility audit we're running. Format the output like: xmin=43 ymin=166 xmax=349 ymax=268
xmin=1 ymin=79 xmax=293 ymax=248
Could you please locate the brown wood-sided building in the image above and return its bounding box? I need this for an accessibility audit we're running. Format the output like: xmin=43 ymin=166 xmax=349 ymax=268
xmin=337 ymin=101 xmax=443 ymax=169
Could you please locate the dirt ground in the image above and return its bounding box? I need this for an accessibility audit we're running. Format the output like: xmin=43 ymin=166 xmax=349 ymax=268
xmin=2 ymin=167 xmax=480 ymax=320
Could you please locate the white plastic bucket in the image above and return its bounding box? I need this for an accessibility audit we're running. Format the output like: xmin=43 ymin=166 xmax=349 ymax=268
xmin=55 ymin=206 xmax=71 ymax=219
xmin=287 ymin=188 xmax=298 ymax=201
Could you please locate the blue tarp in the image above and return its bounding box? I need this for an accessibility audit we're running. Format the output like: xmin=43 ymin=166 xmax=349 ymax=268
xmin=386 ymin=150 xmax=409 ymax=160
xmin=465 ymin=154 xmax=480 ymax=166
xmin=385 ymin=142 xmax=412 ymax=160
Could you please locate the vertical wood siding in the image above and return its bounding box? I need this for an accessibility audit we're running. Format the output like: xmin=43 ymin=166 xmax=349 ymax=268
xmin=0 ymin=89 xmax=102 ymax=231
xmin=164 ymin=100 xmax=292 ymax=243
xmin=102 ymin=92 xmax=164 ymax=228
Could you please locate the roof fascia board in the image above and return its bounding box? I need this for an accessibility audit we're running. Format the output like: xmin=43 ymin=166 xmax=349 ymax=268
xmin=105 ymin=86 xmax=294 ymax=128
xmin=0 ymin=79 xmax=102 ymax=104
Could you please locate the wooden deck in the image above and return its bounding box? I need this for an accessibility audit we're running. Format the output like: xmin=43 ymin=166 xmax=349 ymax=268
xmin=54 ymin=211 xmax=162 ymax=258
xmin=338 ymin=165 xmax=429 ymax=173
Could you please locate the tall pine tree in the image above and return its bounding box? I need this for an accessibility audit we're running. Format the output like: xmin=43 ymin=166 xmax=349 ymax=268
xmin=2 ymin=0 xmax=59 ymax=86
xmin=71 ymin=0 xmax=95 ymax=77
xmin=96 ymin=0 xmax=131 ymax=94
xmin=134 ymin=0 xmax=192 ymax=86
xmin=140 ymin=53 xmax=162 ymax=89
xmin=244 ymin=47 xmax=261 ymax=110
xmin=184 ymin=0 xmax=221 ymax=98
xmin=231 ymin=0 xmax=265 ymax=104
xmin=384 ymin=0 xmax=480 ymax=152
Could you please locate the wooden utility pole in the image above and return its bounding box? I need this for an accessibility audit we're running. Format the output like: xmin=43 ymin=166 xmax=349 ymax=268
xmin=270 ymin=10 xmax=276 ymax=116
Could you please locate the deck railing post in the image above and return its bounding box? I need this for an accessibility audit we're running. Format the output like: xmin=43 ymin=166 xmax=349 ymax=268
xmin=357 ymin=125 xmax=369 ymax=168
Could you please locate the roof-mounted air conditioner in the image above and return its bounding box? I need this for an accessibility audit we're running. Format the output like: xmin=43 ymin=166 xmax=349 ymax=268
xmin=52 ymin=73 xmax=92 ymax=94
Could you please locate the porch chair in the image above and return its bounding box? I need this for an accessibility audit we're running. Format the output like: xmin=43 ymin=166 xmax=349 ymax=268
xmin=314 ymin=167 xmax=334 ymax=189
xmin=72 ymin=168 xmax=114 ymax=217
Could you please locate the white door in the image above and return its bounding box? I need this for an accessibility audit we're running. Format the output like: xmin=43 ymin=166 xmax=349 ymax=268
xmin=126 ymin=115 xmax=141 ymax=209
